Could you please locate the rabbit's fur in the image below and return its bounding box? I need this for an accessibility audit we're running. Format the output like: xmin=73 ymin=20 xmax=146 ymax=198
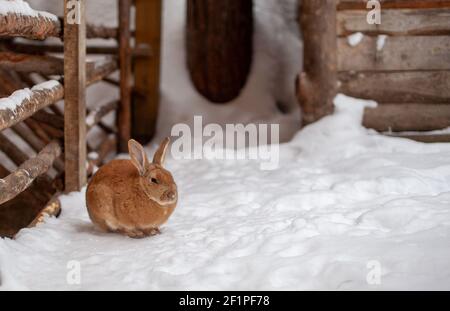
xmin=86 ymin=138 xmax=178 ymax=238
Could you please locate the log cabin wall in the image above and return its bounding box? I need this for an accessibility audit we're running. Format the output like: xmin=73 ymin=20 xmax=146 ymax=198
xmin=299 ymin=0 xmax=450 ymax=142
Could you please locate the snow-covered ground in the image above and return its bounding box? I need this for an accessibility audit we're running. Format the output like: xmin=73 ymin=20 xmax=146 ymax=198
xmin=1 ymin=95 xmax=450 ymax=290
xmin=1 ymin=0 xmax=450 ymax=290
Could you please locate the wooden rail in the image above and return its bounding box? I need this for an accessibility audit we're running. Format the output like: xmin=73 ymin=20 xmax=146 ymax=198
xmin=0 ymin=141 xmax=62 ymax=205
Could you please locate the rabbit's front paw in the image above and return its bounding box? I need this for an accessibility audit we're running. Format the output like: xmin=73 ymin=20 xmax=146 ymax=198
xmin=143 ymin=227 xmax=161 ymax=236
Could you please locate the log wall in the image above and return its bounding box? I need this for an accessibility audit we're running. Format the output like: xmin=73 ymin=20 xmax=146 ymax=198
xmin=299 ymin=0 xmax=450 ymax=140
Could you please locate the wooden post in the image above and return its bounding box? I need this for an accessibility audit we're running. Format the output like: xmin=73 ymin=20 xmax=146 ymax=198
xmin=118 ymin=0 xmax=132 ymax=152
xmin=298 ymin=0 xmax=337 ymax=125
xmin=64 ymin=0 xmax=87 ymax=192
xmin=133 ymin=0 xmax=163 ymax=144
xmin=186 ymin=0 xmax=253 ymax=103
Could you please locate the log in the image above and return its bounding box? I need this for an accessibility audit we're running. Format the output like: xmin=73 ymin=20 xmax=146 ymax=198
xmin=338 ymin=36 xmax=450 ymax=71
xmin=86 ymin=57 xmax=118 ymax=86
xmin=0 ymin=80 xmax=64 ymax=131
xmin=0 ymin=12 xmax=61 ymax=40
xmin=86 ymin=24 xmax=118 ymax=40
xmin=32 ymin=110 xmax=64 ymax=130
xmin=363 ymin=103 xmax=450 ymax=131
xmin=86 ymin=100 xmax=118 ymax=130
xmin=339 ymin=71 xmax=450 ymax=103
xmin=64 ymin=0 xmax=87 ymax=192
xmin=338 ymin=0 xmax=450 ymax=10
xmin=12 ymin=122 xmax=45 ymax=152
xmin=0 ymin=52 xmax=64 ymax=75
xmin=87 ymin=135 xmax=117 ymax=175
xmin=0 ymin=141 xmax=61 ymax=205
xmin=28 ymin=195 xmax=61 ymax=228
xmin=186 ymin=0 xmax=253 ymax=103
xmin=337 ymin=8 xmax=450 ymax=36
xmin=11 ymin=122 xmax=64 ymax=172
xmin=133 ymin=0 xmax=163 ymax=143
xmin=24 ymin=118 xmax=51 ymax=144
xmin=298 ymin=0 xmax=337 ymax=125
xmin=0 ymin=132 xmax=29 ymax=165
xmin=118 ymin=0 xmax=132 ymax=152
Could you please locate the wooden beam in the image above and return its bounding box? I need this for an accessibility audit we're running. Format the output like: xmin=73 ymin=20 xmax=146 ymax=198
xmin=64 ymin=0 xmax=87 ymax=192
xmin=28 ymin=195 xmax=62 ymax=228
xmin=12 ymin=122 xmax=65 ymax=172
xmin=298 ymin=0 xmax=337 ymax=125
xmin=338 ymin=36 xmax=450 ymax=71
xmin=363 ymin=103 xmax=450 ymax=131
xmin=86 ymin=24 xmax=118 ymax=39
xmin=86 ymin=57 xmax=118 ymax=86
xmin=0 ymin=132 xmax=29 ymax=166
xmin=0 ymin=141 xmax=61 ymax=205
xmin=133 ymin=0 xmax=163 ymax=143
xmin=86 ymin=100 xmax=119 ymax=130
xmin=0 ymin=52 xmax=64 ymax=75
xmin=0 ymin=81 xmax=64 ymax=131
xmin=339 ymin=71 xmax=450 ymax=103
xmin=118 ymin=0 xmax=132 ymax=152
xmin=337 ymin=8 xmax=450 ymax=36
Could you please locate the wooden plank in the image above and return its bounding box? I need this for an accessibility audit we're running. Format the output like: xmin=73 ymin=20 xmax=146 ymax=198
xmin=338 ymin=0 xmax=450 ymax=10
xmin=363 ymin=103 xmax=450 ymax=131
xmin=337 ymin=8 xmax=450 ymax=36
xmin=339 ymin=71 xmax=450 ymax=103
xmin=0 ymin=141 xmax=61 ymax=205
xmin=0 ymin=81 xmax=64 ymax=131
xmin=118 ymin=0 xmax=132 ymax=152
xmin=338 ymin=36 xmax=450 ymax=71
xmin=64 ymin=0 xmax=87 ymax=192
xmin=133 ymin=0 xmax=163 ymax=143
xmin=298 ymin=0 xmax=337 ymax=125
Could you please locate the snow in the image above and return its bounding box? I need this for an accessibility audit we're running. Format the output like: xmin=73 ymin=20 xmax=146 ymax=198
xmin=1 ymin=0 xmax=450 ymax=291
xmin=0 ymin=88 xmax=32 ymax=112
xmin=1 ymin=94 xmax=450 ymax=290
xmin=0 ymin=0 xmax=57 ymax=21
xmin=377 ymin=35 xmax=388 ymax=51
xmin=0 ymin=80 xmax=60 ymax=112
xmin=347 ymin=32 xmax=364 ymax=47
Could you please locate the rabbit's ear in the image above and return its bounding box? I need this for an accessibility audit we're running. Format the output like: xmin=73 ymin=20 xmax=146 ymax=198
xmin=128 ymin=139 xmax=149 ymax=176
xmin=153 ymin=137 xmax=170 ymax=166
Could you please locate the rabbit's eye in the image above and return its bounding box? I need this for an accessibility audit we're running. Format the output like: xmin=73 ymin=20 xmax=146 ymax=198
xmin=151 ymin=178 xmax=159 ymax=184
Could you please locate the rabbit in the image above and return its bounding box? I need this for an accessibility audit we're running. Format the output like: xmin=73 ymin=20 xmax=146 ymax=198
xmin=86 ymin=138 xmax=178 ymax=238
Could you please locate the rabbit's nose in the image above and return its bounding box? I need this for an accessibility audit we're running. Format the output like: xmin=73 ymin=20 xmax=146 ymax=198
xmin=167 ymin=191 xmax=176 ymax=200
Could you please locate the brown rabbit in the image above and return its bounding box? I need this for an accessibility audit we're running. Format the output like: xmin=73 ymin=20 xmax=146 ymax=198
xmin=86 ymin=138 xmax=178 ymax=238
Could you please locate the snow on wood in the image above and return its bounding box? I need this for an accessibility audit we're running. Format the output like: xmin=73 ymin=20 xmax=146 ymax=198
xmin=0 ymin=140 xmax=61 ymax=205
xmin=347 ymin=32 xmax=364 ymax=47
xmin=0 ymin=0 xmax=60 ymax=40
xmin=0 ymin=80 xmax=63 ymax=131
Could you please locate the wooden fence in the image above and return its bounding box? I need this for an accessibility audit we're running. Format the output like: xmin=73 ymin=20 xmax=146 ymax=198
xmin=299 ymin=0 xmax=450 ymax=142
xmin=0 ymin=0 xmax=161 ymax=237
